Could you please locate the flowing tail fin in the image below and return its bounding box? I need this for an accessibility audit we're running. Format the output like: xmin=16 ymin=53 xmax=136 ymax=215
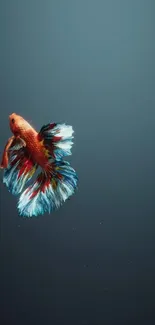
xmin=18 ymin=160 xmax=78 ymax=217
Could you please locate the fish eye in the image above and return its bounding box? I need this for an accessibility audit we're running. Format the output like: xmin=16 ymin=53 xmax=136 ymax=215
xmin=11 ymin=118 xmax=15 ymax=123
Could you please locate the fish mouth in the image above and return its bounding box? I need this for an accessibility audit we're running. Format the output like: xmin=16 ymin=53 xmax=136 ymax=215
xmin=9 ymin=113 xmax=16 ymax=120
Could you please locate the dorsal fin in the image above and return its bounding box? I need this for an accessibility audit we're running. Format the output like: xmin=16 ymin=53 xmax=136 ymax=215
xmin=38 ymin=122 xmax=74 ymax=160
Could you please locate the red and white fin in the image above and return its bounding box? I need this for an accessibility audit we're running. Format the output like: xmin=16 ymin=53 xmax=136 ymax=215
xmin=38 ymin=122 xmax=74 ymax=160
xmin=18 ymin=160 xmax=78 ymax=217
xmin=2 ymin=139 xmax=37 ymax=195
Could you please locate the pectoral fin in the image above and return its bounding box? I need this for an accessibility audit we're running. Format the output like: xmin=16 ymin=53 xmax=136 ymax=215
xmin=1 ymin=136 xmax=26 ymax=169
xmin=0 ymin=136 xmax=15 ymax=169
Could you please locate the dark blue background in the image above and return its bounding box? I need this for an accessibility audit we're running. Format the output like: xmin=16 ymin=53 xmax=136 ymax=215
xmin=0 ymin=1 xmax=155 ymax=324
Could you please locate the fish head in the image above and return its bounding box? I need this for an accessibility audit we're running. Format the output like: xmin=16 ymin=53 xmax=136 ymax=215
xmin=9 ymin=113 xmax=31 ymax=136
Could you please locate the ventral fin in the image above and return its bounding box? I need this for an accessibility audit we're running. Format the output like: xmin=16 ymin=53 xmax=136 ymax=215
xmin=3 ymin=142 xmax=37 ymax=195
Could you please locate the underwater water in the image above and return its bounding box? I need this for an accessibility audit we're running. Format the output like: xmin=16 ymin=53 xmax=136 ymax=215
xmin=0 ymin=0 xmax=155 ymax=324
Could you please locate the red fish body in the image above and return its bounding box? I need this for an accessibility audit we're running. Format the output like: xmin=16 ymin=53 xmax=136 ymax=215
xmin=0 ymin=113 xmax=78 ymax=217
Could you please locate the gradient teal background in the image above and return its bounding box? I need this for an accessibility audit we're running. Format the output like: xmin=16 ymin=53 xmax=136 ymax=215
xmin=0 ymin=1 xmax=155 ymax=324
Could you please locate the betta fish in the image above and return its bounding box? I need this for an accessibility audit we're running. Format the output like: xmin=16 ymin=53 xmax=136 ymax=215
xmin=0 ymin=113 xmax=78 ymax=217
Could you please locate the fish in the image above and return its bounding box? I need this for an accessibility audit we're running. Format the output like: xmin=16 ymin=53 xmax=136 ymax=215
xmin=0 ymin=113 xmax=78 ymax=217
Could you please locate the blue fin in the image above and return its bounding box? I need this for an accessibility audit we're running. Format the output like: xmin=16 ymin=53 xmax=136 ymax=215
xmin=38 ymin=122 xmax=75 ymax=159
xmin=17 ymin=160 xmax=78 ymax=217
xmin=3 ymin=143 xmax=37 ymax=195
